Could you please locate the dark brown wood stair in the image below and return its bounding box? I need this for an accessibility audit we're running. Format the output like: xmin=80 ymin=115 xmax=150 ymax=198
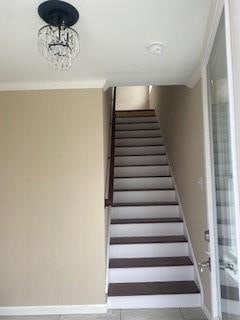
xmin=110 ymin=235 xmax=187 ymax=245
xmin=111 ymin=217 xmax=183 ymax=224
xmin=112 ymin=201 xmax=179 ymax=207
xmin=108 ymin=281 xmax=200 ymax=296
xmin=109 ymin=256 xmax=193 ymax=268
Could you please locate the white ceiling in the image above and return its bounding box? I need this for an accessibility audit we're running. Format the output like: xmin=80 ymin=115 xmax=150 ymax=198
xmin=0 ymin=0 xmax=214 ymax=89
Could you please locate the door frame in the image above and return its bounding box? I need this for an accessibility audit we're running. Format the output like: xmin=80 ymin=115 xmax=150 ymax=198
xmin=201 ymin=0 xmax=240 ymax=319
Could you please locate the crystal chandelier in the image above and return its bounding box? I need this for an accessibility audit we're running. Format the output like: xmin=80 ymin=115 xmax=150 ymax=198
xmin=38 ymin=0 xmax=80 ymax=71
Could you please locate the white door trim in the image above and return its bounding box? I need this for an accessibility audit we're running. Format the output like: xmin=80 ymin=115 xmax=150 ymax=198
xmin=201 ymin=0 xmax=240 ymax=319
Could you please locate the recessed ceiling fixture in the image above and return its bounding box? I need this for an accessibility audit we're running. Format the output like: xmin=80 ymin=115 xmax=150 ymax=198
xmin=38 ymin=0 xmax=80 ymax=71
xmin=148 ymin=42 xmax=164 ymax=55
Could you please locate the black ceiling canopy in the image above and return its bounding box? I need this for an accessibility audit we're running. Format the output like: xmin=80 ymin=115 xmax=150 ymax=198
xmin=38 ymin=0 xmax=79 ymax=27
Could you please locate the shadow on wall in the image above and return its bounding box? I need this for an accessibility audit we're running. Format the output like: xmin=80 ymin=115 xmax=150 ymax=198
xmin=116 ymin=86 xmax=152 ymax=110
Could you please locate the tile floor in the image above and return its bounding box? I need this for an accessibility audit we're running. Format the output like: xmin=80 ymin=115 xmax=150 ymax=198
xmin=0 ymin=308 xmax=207 ymax=320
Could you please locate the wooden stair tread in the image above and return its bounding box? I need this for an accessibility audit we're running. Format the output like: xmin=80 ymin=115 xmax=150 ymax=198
xmin=116 ymin=128 xmax=160 ymax=131
xmin=114 ymin=175 xmax=171 ymax=179
xmin=109 ymin=256 xmax=193 ymax=268
xmin=111 ymin=218 xmax=182 ymax=224
xmin=115 ymin=154 xmax=167 ymax=157
xmin=115 ymin=136 xmax=161 ymax=139
xmin=112 ymin=201 xmax=178 ymax=207
xmin=113 ymin=188 xmax=174 ymax=191
xmin=108 ymin=281 xmax=200 ymax=296
xmin=110 ymin=235 xmax=187 ymax=245
xmin=115 ymin=144 xmax=164 ymax=148
xmin=115 ymin=165 xmax=168 ymax=167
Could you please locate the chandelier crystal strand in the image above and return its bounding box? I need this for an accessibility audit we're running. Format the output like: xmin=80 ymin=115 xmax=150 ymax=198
xmin=38 ymin=24 xmax=80 ymax=71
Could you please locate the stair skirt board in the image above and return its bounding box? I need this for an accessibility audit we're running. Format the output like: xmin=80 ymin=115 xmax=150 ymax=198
xmin=108 ymin=293 xmax=201 ymax=309
xmin=114 ymin=177 xmax=173 ymax=190
xmin=110 ymin=223 xmax=183 ymax=237
xmin=111 ymin=205 xmax=180 ymax=219
xmin=114 ymin=155 xmax=168 ymax=166
xmin=109 ymin=242 xmax=189 ymax=258
xmin=109 ymin=265 xmax=194 ymax=283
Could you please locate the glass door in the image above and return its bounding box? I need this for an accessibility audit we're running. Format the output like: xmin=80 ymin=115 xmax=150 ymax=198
xmin=207 ymin=12 xmax=240 ymax=320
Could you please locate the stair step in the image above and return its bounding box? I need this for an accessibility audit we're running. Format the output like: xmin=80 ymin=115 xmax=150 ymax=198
xmin=115 ymin=155 xmax=168 ymax=166
xmin=114 ymin=177 xmax=173 ymax=190
xmin=113 ymin=189 xmax=177 ymax=204
xmin=115 ymin=129 xmax=160 ymax=138
xmin=111 ymin=205 xmax=180 ymax=219
xmin=112 ymin=201 xmax=179 ymax=207
xmin=110 ymin=242 xmax=188 ymax=258
xmin=116 ymin=117 xmax=157 ymax=124
xmin=115 ymin=110 xmax=155 ymax=118
xmin=108 ymin=281 xmax=200 ymax=296
xmin=109 ymin=256 xmax=193 ymax=268
xmin=110 ymin=221 xmax=183 ymax=237
xmin=116 ymin=123 xmax=160 ymax=130
xmin=114 ymin=165 xmax=170 ymax=177
xmin=115 ymin=145 xmax=165 ymax=156
xmin=110 ymin=235 xmax=187 ymax=245
xmin=111 ymin=218 xmax=182 ymax=224
xmin=115 ymin=137 xmax=163 ymax=147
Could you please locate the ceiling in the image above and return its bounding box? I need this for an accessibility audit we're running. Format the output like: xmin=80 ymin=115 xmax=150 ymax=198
xmin=0 ymin=0 xmax=214 ymax=89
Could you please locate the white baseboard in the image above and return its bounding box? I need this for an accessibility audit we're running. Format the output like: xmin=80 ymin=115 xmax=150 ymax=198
xmin=202 ymin=303 xmax=212 ymax=320
xmin=0 ymin=304 xmax=107 ymax=316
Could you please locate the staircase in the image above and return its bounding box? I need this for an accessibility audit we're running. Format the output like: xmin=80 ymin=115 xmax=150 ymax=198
xmin=107 ymin=109 xmax=201 ymax=309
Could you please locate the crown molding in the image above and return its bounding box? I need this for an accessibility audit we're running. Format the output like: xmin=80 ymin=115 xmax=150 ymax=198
xmin=185 ymin=0 xmax=224 ymax=88
xmin=0 ymin=79 xmax=106 ymax=91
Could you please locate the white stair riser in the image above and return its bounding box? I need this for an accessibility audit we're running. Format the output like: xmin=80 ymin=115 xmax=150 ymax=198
xmin=109 ymin=266 xmax=194 ymax=283
xmin=115 ymin=146 xmax=165 ymax=156
xmin=114 ymin=177 xmax=173 ymax=190
xmin=116 ymin=116 xmax=157 ymax=123
xmin=116 ymin=123 xmax=159 ymax=130
xmin=115 ymin=137 xmax=163 ymax=147
xmin=115 ymin=129 xmax=160 ymax=138
xmin=108 ymin=294 xmax=201 ymax=309
xmin=110 ymin=222 xmax=183 ymax=237
xmin=111 ymin=205 xmax=180 ymax=219
xmin=109 ymin=243 xmax=188 ymax=258
xmin=114 ymin=166 xmax=170 ymax=177
xmin=115 ymin=155 xmax=168 ymax=166
xmin=113 ymin=190 xmax=176 ymax=203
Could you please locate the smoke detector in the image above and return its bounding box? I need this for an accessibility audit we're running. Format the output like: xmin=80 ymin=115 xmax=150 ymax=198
xmin=148 ymin=42 xmax=164 ymax=55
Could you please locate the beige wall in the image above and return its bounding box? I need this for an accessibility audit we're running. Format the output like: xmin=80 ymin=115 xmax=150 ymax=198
xmin=0 ymin=89 xmax=107 ymax=306
xmin=116 ymin=86 xmax=149 ymax=110
xmin=150 ymin=83 xmax=212 ymax=313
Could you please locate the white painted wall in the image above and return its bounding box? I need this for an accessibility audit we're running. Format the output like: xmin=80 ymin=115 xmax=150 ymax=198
xmin=116 ymin=86 xmax=150 ymax=110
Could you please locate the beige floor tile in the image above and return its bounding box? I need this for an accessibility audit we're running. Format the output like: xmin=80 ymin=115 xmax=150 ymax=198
xmin=61 ymin=309 xmax=120 ymax=320
xmin=0 ymin=317 xmax=60 ymax=320
xmin=121 ymin=308 xmax=183 ymax=320
xmin=180 ymin=308 xmax=207 ymax=320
